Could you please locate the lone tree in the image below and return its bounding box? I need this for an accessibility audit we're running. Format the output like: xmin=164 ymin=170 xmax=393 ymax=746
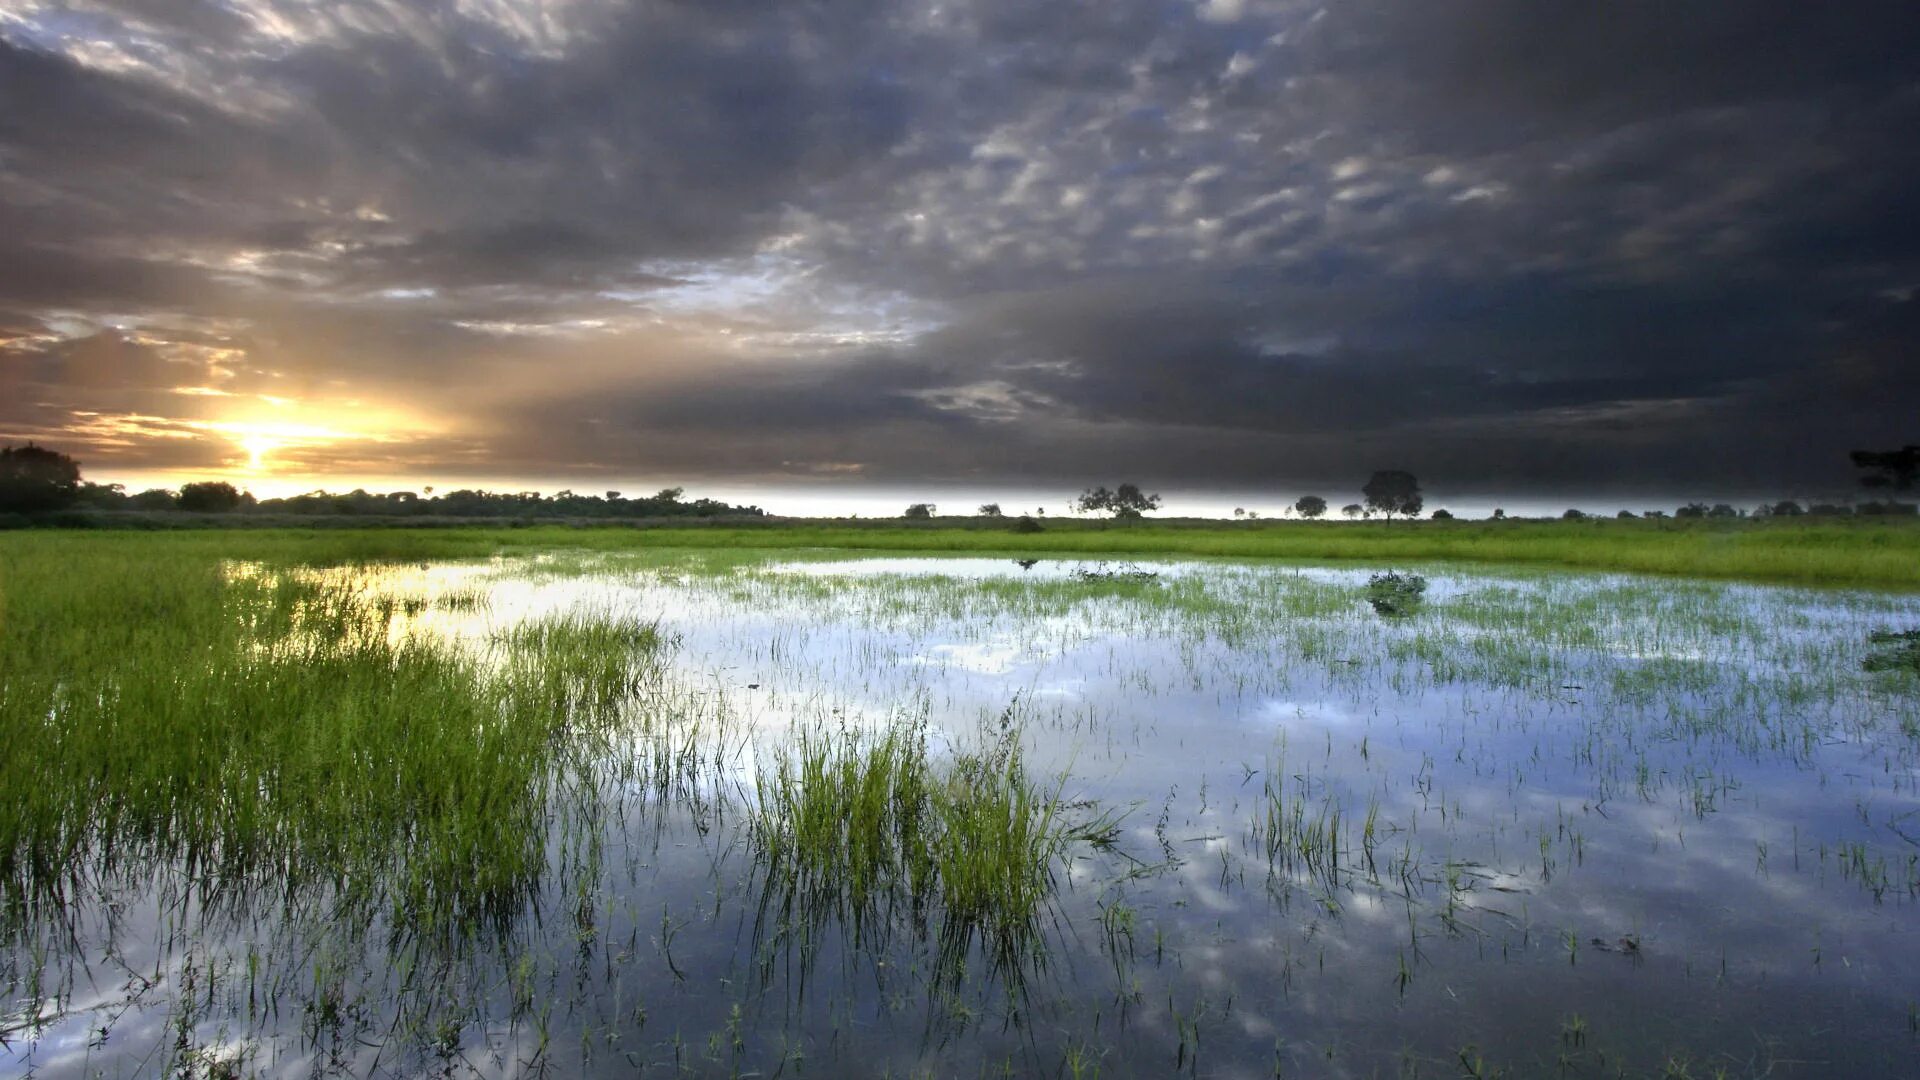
xmin=1076 ymin=483 xmax=1162 ymax=520
xmin=1851 ymin=445 xmax=1920 ymax=491
xmin=1361 ymin=470 xmax=1423 ymax=520
xmin=178 ymin=481 xmax=249 ymax=513
xmin=1294 ymin=495 xmax=1328 ymax=519
xmin=0 ymin=443 xmax=82 ymax=512
xmin=1341 ymin=503 xmax=1363 ymax=519
xmin=903 ymin=502 xmax=936 ymax=519
xmin=977 ymin=502 xmax=1003 ymax=517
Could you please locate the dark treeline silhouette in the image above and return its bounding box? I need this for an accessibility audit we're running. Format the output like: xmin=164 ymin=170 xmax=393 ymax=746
xmin=244 ymin=485 xmax=764 ymax=519
xmin=0 ymin=443 xmax=80 ymax=512
xmin=0 ymin=444 xmax=765 ymax=519
xmin=115 ymin=484 xmax=762 ymax=519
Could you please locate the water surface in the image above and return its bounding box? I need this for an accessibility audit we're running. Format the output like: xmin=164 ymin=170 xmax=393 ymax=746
xmin=7 ymin=551 xmax=1919 ymax=1078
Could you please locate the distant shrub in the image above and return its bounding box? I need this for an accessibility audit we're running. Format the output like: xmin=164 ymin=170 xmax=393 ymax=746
xmin=1365 ymin=571 xmax=1428 ymax=617
xmin=1563 ymin=508 xmax=1588 ymax=520
xmin=1431 ymin=508 xmax=1453 ymax=520
xmin=1009 ymin=515 xmax=1044 ymax=534
xmin=178 ymin=481 xmax=251 ymax=513
xmin=903 ymin=502 xmax=936 ymax=519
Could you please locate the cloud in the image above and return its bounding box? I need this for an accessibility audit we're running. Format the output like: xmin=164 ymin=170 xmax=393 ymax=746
xmin=0 ymin=1 xmax=1916 ymax=493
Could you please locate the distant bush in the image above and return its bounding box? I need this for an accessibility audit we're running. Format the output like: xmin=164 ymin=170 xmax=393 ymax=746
xmin=1563 ymin=508 xmax=1588 ymax=520
xmin=903 ymin=503 xmax=936 ymax=519
xmin=1431 ymin=508 xmax=1453 ymax=520
xmin=1365 ymin=571 xmax=1428 ymax=617
xmin=1010 ymin=515 xmax=1044 ymax=534
xmin=177 ymin=481 xmax=252 ymax=513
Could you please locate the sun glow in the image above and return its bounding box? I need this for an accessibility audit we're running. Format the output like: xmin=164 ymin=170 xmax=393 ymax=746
xmin=200 ymin=410 xmax=424 ymax=476
xmin=239 ymin=433 xmax=281 ymax=471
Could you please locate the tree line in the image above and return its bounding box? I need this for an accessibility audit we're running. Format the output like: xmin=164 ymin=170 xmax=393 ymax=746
xmin=914 ymin=454 xmax=1920 ymax=521
xmin=0 ymin=445 xmax=766 ymax=519
xmin=7 ymin=442 xmax=1917 ymax=522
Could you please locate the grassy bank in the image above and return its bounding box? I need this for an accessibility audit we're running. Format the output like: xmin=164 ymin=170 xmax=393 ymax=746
xmin=6 ymin=516 xmax=1918 ymax=589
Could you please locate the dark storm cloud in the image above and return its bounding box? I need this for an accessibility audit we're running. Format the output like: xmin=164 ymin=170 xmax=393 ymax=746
xmin=1 ymin=0 xmax=1916 ymax=492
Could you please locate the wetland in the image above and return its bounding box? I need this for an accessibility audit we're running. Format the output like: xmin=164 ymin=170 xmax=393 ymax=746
xmin=3 ymin=533 xmax=1918 ymax=1078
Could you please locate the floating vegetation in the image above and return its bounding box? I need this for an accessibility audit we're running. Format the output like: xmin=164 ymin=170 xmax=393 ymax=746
xmin=1071 ymin=562 xmax=1161 ymax=583
xmin=1365 ymin=569 xmax=1429 ymax=615
xmin=1863 ymin=628 xmax=1920 ymax=675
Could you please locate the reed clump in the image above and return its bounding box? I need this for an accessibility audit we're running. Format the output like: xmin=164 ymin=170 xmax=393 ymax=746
xmin=749 ymin=719 xmax=1080 ymax=988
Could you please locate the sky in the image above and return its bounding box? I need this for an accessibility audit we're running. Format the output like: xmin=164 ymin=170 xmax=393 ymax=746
xmin=2 ymin=1 xmax=1918 ymax=512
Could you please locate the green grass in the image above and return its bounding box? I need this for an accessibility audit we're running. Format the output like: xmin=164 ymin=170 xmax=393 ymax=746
xmin=11 ymin=515 xmax=1920 ymax=588
xmin=0 ymin=534 xmax=661 ymax=938
xmin=749 ymin=718 xmax=1085 ymax=992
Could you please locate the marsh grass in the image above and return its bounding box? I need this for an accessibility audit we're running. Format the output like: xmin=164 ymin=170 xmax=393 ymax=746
xmin=749 ymin=716 xmax=1094 ymax=994
xmin=0 ymin=537 xmax=661 ymax=941
xmin=15 ymin=517 xmax=1920 ymax=587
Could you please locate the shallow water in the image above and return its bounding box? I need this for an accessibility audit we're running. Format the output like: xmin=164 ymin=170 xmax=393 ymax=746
xmin=8 ymin=551 xmax=1920 ymax=1078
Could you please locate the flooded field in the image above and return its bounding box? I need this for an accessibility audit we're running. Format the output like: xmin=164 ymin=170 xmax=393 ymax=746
xmin=5 ymin=546 xmax=1920 ymax=1078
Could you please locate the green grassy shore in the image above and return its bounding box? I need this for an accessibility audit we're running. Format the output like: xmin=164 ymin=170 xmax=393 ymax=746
xmin=5 ymin=515 xmax=1918 ymax=589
